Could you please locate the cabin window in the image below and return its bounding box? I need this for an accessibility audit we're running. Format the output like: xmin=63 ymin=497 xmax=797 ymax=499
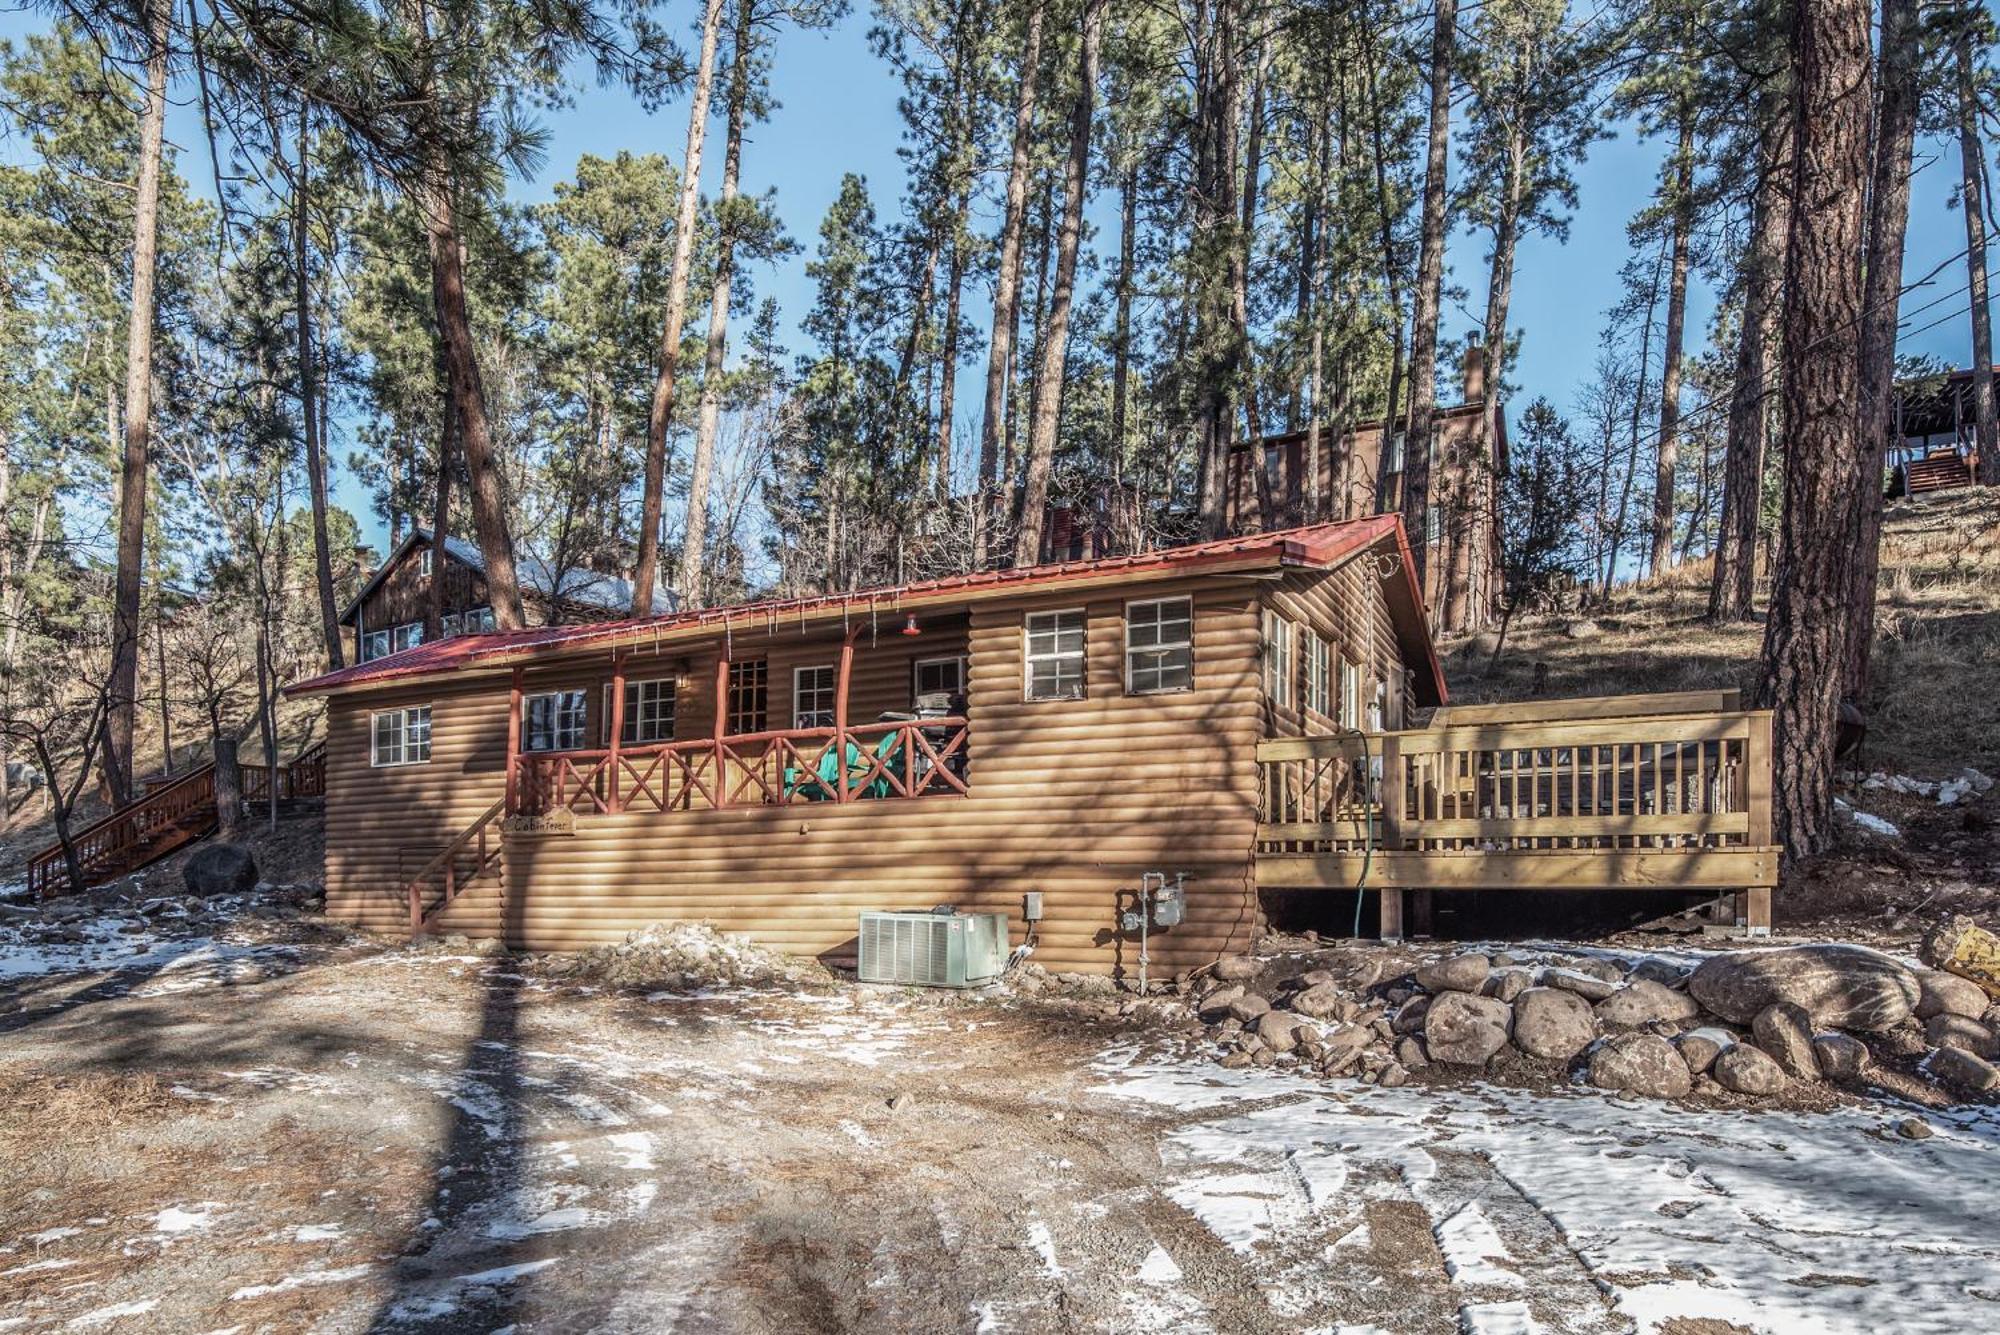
xmin=913 ymin=655 xmax=965 ymax=703
xmin=420 ymin=547 xmax=434 ymax=577
xmin=794 ymin=665 xmax=836 ymax=728
xmin=728 ymin=659 xmax=769 ymax=734
xmin=1339 ymin=658 xmax=1363 ymax=729
xmin=1124 ymin=597 xmax=1193 ymax=695
xmin=361 ymin=628 xmax=390 ymax=662
xmin=370 ymin=706 xmax=432 ymax=767
xmin=1424 ymin=504 xmax=1443 ymax=547
xmin=441 ymin=612 xmax=462 ymax=638
xmin=1385 ymin=431 xmax=1406 ymax=474
xmin=622 ymin=678 xmax=676 ymax=744
xmin=1024 ymin=610 xmax=1086 ymax=701
xmin=1302 ymin=630 xmax=1330 ymax=716
xmin=524 ymin=690 xmax=587 ymax=752
xmin=1262 ymin=611 xmax=1296 ymax=708
xmin=464 ymin=606 xmax=496 ymax=633
xmin=392 ymin=621 xmax=424 ymax=653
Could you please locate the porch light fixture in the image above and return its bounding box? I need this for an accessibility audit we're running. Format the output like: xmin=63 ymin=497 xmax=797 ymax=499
xmin=900 ymin=612 xmax=922 ymax=637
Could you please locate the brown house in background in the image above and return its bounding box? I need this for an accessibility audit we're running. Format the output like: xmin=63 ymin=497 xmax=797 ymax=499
xmin=341 ymin=528 xmax=680 ymax=663
xmin=1225 ymin=344 xmax=1506 ymax=633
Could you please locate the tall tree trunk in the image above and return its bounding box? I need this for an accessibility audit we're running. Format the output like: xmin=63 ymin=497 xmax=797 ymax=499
xmin=1238 ymin=32 xmax=1274 ymax=530
xmin=1605 ymin=248 xmax=1664 ymax=597
xmin=975 ymin=0 xmax=1046 ymax=567
xmin=1758 ymin=0 xmax=1873 ymax=868
xmin=1364 ymin=50 xmax=1405 ymax=514
xmin=293 ymin=106 xmax=342 ymax=669
xmin=106 ymin=0 xmax=170 ymax=808
xmin=1958 ymin=23 xmax=1999 ymax=482
xmin=1711 ymin=89 xmax=1792 ymax=622
xmin=421 ymin=182 xmax=524 ymax=627
xmin=935 ymin=216 xmax=968 ymax=499
xmin=1843 ymin=0 xmax=1920 ymax=697
xmin=1109 ymin=163 xmax=1136 ymax=506
xmin=1401 ymin=0 xmax=1457 ymax=600
xmin=1013 ymin=0 xmax=1103 ymax=565
xmin=427 ymin=393 xmax=454 ymax=640
xmin=1193 ymin=0 xmax=1244 ymax=539
xmin=680 ymin=0 xmax=753 ymax=611
xmin=633 ymin=0 xmax=726 ymax=614
xmin=1651 ymin=108 xmax=1696 ymax=578
xmin=1453 ymin=121 xmax=1525 ymax=631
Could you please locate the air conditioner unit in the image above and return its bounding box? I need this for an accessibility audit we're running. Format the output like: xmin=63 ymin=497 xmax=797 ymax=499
xmin=857 ymin=909 xmax=1009 ymax=988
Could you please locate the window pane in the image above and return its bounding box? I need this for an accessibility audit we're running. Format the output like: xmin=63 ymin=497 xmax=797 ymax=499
xmin=624 ymin=679 xmax=676 ymax=744
xmin=407 ymin=706 xmax=432 ymax=761
xmin=794 ymin=665 xmax=835 ymax=728
xmin=372 ymin=712 xmax=402 ymax=765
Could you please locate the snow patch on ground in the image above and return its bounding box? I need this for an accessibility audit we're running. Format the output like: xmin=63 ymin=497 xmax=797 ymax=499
xmin=229 ymin=1262 xmax=379 ymax=1300
xmin=1433 ymin=1202 xmax=1521 ymax=1289
xmin=1095 ymin=1048 xmax=2000 ymax=1333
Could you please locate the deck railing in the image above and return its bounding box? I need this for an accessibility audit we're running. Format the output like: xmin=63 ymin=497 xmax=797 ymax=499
xmin=513 ymin=717 xmax=970 ymax=818
xmin=1258 ymin=709 xmax=1774 ymax=856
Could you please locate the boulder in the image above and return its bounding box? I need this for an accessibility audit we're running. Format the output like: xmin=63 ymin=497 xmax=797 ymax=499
xmin=1424 ymin=991 xmax=1513 ymax=1066
xmin=1394 ymin=1035 xmax=1429 ymax=1069
xmin=1595 ymin=979 xmax=1702 ymax=1029
xmin=1924 ymin=1013 xmax=1999 ymax=1060
xmin=1688 ymin=945 xmax=1920 ymax=1032
xmin=1542 ymin=968 xmax=1619 ymax=1002
xmin=1917 ymin=970 xmax=1992 ymax=1022
xmin=1196 ymin=986 xmax=1245 ymax=1020
xmin=1212 ymin=955 xmax=1260 ymax=982
xmin=1253 ymin=1010 xmax=1308 ymax=1054
xmin=1812 ymin=1033 xmax=1871 ymax=1082
xmin=1511 ymin=987 xmax=1596 ymax=1063
xmin=1289 ymin=981 xmax=1346 ymax=1020
xmin=1714 ymin=1044 xmax=1788 ymax=1096
xmin=1631 ymin=957 xmax=1692 ymax=987
xmin=183 ymin=843 xmax=259 ymax=898
xmin=1895 ymin=1116 xmax=1934 ymax=1141
xmin=1752 ymin=1003 xmax=1823 ymax=1081
xmin=1390 ymin=995 xmax=1433 ymax=1036
xmin=1226 ymin=993 xmax=1271 ymax=1023
xmin=1485 ymin=969 xmax=1533 ymax=1004
xmin=1415 ymin=953 xmax=1492 ymax=995
xmin=1881 ymin=1021 xmax=1929 ymax=1058
xmin=1929 ymin=1046 xmax=2000 ymax=1095
xmin=1379 ymin=1063 xmax=1410 ymax=1088
xmin=1675 ymin=1029 xmax=1731 ymax=1076
xmin=1588 ymin=1032 xmax=1693 ymax=1100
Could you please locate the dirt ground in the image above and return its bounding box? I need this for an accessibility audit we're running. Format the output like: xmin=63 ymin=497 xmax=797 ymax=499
xmin=5 ymin=896 xmax=1998 ymax=1335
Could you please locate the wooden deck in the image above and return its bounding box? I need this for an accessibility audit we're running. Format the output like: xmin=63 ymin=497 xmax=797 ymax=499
xmin=1255 ymin=692 xmax=1778 ymax=936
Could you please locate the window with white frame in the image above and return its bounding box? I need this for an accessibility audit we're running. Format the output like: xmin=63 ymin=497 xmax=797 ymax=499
xmin=440 ymin=612 xmax=463 ymax=638
xmin=1125 ymin=597 xmax=1193 ymax=695
xmin=1262 ymin=611 xmax=1295 ymax=709
xmin=361 ymin=628 xmax=390 ymax=662
xmin=794 ymin=665 xmax=836 ymax=728
xmin=1302 ymin=630 xmax=1330 ymax=716
xmin=392 ymin=621 xmax=424 ymax=653
xmin=370 ymin=706 xmax=432 ymax=766
xmin=1339 ymin=657 xmax=1363 ymax=729
xmin=524 ymin=690 xmax=587 ymax=752
xmin=420 ymin=547 xmax=434 ymax=577
xmin=912 ymin=655 xmax=965 ymax=702
xmin=1024 ymin=610 xmax=1086 ymax=701
xmin=621 ymin=678 xmax=676 ymax=744
xmin=464 ymin=606 xmax=496 ymax=633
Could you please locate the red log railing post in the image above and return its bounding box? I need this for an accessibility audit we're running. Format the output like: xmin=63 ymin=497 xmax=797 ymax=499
xmin=712 ymin=650 xmax=730 ymax=810
xmin=607 ymin=650 xmax=628 ymax=814
xmin=833 ymin=626 xmax=859 ymax=802
xmin=505 ymin=666 xmax=523 ymax=814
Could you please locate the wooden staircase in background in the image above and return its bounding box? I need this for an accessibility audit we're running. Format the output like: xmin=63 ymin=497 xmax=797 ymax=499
xmin=27 ymin=742 xmax=327 ymax=900
xmin=1901 ymin=450 xmax=1974 ymax=496
xmin=404 ymin=797 xmax=508 ymax=933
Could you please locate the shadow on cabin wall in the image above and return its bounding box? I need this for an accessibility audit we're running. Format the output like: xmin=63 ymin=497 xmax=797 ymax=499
xmin=1261 ymin=887 xmax=1712 ymax=943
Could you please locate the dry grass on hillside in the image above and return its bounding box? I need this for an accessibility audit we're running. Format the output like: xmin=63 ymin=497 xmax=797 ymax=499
xmin=1443 ymin=488 xmax=2000 ymax=776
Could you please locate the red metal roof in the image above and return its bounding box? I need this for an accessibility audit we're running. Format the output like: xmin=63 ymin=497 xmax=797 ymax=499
xmin=290 ymin=514 xmax=1445 ymax=703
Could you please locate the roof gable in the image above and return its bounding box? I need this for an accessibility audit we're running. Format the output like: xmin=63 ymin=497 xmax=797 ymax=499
xmin=338 ymin=528 xmax=678 ymax=626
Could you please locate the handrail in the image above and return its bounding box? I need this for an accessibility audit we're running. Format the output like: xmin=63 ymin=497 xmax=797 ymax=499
xmin=405 ymin=796 xmax=508 ymax=932
xmin=1427 ymin=690 xmax=1744 ymax=728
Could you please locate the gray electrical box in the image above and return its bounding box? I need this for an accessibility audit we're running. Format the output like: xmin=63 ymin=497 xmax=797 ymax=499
xmin=857 ymin=909 xmax=1009 ymax=988
xmin=1022 ymin=891 xmax=1044 ymax=921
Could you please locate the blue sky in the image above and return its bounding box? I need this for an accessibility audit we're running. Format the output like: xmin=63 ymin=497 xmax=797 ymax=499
xmin=2 ymin=4 xmax=1991 ymax=555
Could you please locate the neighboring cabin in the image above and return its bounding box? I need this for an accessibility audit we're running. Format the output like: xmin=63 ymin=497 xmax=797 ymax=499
xmin=342 ymin=528 xmax=679 ymax=663
xmin=293 ymin=514 xmax=1777 ymax=979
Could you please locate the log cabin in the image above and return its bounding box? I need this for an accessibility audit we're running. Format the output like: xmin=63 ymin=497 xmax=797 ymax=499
xmin=343 ymin=528 xmax=679 ymax=663
xmin=290 ymin=514 xmax=1778 ymax=979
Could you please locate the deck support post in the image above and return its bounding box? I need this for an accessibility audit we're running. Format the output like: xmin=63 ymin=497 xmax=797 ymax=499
xmin=505 ymin=667 xmax=523 ymax=814
xmin=834 ymin=626 xmax=860 ymax=802
xmin=1379 ymin=888 xmax=1405 ymax=941
xmin=712 ymin=650 xmax=730 ymax=809
xmin=607 ymin=651 xmax=628 ymax=813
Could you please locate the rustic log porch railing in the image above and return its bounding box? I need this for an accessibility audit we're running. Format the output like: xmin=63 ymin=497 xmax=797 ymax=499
xmin=512 ymin=717 xmax=971 ymax=818
xmin=1255 ymin=708 xmax=1778 ymax=935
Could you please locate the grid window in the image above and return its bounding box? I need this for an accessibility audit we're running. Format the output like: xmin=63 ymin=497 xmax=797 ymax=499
xmin=464 ymin=606 xmax=496 ymax=633
xmin=440 ymin=612 xmax=463 ymax=638
xmin=392 ymin=621 xmax=424 ymax=653
xmin=1024 ymin=610 xmax=1086 ymax=701
xmin=728 ymin=659 xmax=769 ymax=735
xmin=361 ymin=629 xmax=390 ymax=662
xmin=1339 ymin=658 xmax=1363 ymax=730
xmin=913 ymin=656 xmax=964 ymax=702
xmin=1125 ymin=598 xmax=1193 ymax=695
xmin=524 ymin=690 xmax=587 ymax=753
xmin=1302 ymin=631 xmax=1331 ymax=716
xmin=1263 ymin=611 xmax=1296 ymax=709
xmin=622 ymin=678 xmax=676 ymax=744
xmin=794 ymin=665 xmax=836 ymax=728
xmin=420 ymin=547 xmax=434 ymax=577
xmin=370 ymin=706 xmax=432 ymax=766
